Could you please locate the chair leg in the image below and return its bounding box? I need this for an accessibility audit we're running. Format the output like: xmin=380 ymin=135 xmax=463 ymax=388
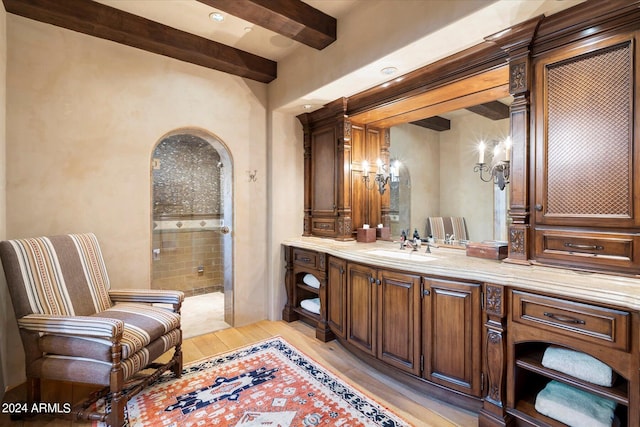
xmin=172 ymin=344 xmax=183 ymax=378
xmin=27 ymin=377 xmax=41 ymax=405
xmin=108 ymin=391 xmax=126 ymax=427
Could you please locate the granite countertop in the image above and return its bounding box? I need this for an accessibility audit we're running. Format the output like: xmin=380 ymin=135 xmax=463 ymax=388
xmin=283 ymin=236 xmax=640 ymax=311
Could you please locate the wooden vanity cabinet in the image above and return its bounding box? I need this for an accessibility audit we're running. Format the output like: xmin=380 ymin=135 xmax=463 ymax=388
xmin=346 ymin=262 xmax=421 ymax=375
xmin=326 ymin=256 xmax=347 ymax=339
xmin=282 ymin=246 xmax=334 ymax=342
xmin=531 ymin=31 xmax=640 ymax=275
xmin=507 ymin=290 xmax=639 ymax=426
xmin=422 ymin=277 xmax=482 ymax=397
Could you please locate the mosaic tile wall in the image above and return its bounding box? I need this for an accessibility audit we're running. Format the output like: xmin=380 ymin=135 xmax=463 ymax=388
xmin=152 ymin=134 xmax=222 ymax=217
xmin=151 ymin=135 xmax=224 ymax=295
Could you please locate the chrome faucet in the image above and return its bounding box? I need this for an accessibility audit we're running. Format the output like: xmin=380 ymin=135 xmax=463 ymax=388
xmin=424 ymin=241 xmax=438 ymax=253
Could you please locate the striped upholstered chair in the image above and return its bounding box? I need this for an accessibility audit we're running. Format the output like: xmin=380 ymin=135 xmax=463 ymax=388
xmin=0 ymin=233 xmax=183 ymax=426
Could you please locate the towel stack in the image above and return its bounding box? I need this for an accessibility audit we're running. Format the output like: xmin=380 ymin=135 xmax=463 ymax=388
xmin=534 ymin=347 xmax=617 ymax=427
xmin=300 ymin=297 xmax=320 ymax=314
xmin=303 ymin=273 xmax=320 ymax=288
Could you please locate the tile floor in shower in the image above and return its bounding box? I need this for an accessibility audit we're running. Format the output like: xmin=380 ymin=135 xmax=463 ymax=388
xmin=181 ymin=291 xmax=230 ymax=339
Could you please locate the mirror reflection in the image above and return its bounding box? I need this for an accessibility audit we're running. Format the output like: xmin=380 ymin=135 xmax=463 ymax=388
xmin=388 ymin=97 xmax=512 ymax=245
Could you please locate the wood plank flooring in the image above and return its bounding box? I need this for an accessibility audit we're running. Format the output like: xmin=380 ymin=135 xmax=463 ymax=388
xmin=1 ymin=320 xmax=478 ymax=426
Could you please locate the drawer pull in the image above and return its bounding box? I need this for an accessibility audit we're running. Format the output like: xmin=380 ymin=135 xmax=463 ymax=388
xmin=299 ymin=257 xmax=311 ymax=262
xmin=543 ymin=311 xmax=586 ymax=325
xmin=563 ymin=243 xmax=604 ymax=251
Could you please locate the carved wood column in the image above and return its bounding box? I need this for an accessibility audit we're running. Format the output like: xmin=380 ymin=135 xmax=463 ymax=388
xmin=281 ymin=245 xmax=298 ymax=321
xmin=336 ymin=108 xmax=353 ymax=240
xmin=479 ymin=283 xmax=509 ymax=427
xmin=298 ymin=114 xmax=312 ymax=236
xmin=379 ymin=128 xmax=391 ymax=228
xmin=485 ymin=16 xmax=543 ymax=265
xmin=314 ymin=252 xmax=335 ymax=341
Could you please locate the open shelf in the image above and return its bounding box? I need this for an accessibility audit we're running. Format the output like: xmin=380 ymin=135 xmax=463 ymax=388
xmin=512 ymin=343 xmax=628 ymax=426
xmin=296 ymin=282 xmax=320 ymax=295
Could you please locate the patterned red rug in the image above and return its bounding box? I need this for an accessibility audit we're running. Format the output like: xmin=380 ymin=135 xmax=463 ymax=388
xmin=97 ymin=336 xmax=411 ymax=426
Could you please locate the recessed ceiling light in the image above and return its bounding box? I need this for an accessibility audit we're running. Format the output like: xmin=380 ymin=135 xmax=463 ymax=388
xmin=244 ymin=26 xmax=253 ymax=32
xmin=303 ymin=104 xmax=313 ymax=110
xmin=381 ymin=66 xmax=398 ymax=75
xmin=209 ymin=12 xmax=224 ymax=22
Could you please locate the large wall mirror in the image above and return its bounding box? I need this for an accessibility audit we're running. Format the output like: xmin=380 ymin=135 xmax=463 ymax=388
xmin=387 ymin=97 xmax=512 ymax=245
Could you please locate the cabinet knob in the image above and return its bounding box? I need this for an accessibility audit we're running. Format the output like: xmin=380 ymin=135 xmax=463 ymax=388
xmin=368 ymin=276 xmax=375 ymax=283
xmin=376 ymin=279 xmax=381 ymax=286
xmin=535 ymin=204 xmax=543 ymax=211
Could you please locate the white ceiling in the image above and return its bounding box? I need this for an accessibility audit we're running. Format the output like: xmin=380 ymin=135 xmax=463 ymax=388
xmin=93 ymin=0 xmax=583 ymax=114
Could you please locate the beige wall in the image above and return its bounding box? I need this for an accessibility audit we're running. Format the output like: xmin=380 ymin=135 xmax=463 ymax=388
xmin=0 ymin=3 xmax=7 ymax=402
xmin=440 ymin=112 xmax=509 ymax=242
xmin=2 ymin=15 xmax=269 ymax=388
xmin=390 ymin=124 xmax=440 ymax=237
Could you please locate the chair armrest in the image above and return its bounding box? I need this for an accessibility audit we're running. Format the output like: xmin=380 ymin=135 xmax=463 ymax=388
xmin=17 ymin=314 xmax=124 ymax=339
xmin=109 ymin=289 xmax=184 ymax=305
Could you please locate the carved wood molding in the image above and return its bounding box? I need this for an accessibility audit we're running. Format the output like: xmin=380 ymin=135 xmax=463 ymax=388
xmin=485 ymin=284 xmax=504 ymax=318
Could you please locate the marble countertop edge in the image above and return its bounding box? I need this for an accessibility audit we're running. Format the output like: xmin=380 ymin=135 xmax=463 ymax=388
xmin=282 ymin=236 xmax=640 ymax=311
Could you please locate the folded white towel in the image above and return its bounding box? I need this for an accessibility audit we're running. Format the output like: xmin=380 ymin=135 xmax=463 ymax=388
xmin=300 ymin=298 xmax=320 ymax=314
xmin=542 ymin=346 xmax=615 ymax=387
xmin=303 ymin=273 xmax=320 ymax=288
xmin=535 ymin=380 xmax=616 ymax=427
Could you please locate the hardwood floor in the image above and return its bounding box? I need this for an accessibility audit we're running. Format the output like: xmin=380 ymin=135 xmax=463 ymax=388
xmin=0 ymin=320 xmax=478 ymax=426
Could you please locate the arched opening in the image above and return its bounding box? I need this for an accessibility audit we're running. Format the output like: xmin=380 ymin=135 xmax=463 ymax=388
xmin=151 ymin=129 xmax=233 ymax=336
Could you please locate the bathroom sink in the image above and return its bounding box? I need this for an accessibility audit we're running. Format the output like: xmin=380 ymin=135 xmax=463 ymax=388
xmin=366 ymin=249 xmax=437 ymax=262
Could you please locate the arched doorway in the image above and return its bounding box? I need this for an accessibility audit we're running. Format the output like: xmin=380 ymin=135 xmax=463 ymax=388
xmin=151 ymin=129 xmax=233 ymax=336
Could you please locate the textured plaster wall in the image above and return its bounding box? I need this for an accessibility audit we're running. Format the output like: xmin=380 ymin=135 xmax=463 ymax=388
xmin=0 ymin=4 xmax=7 ymax=399
xmin=439 ymin=112 xmax=509 ymax=242
xmin=3 ymin=15 xmax=268 ymax=388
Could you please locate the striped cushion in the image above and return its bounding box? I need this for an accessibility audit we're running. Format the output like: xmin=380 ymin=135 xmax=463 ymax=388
xmin=426 ymin=217 xmax=468 ymax=241
xmin=35 ymin=329 xmax=182 ymax=385
xmin=39 ymin=303 xmax=181 ymax=361
xmin=1 ymin=233 xmax=112 ymax=318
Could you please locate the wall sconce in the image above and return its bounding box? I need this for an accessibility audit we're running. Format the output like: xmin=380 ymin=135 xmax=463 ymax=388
xmin=474 ymin=137 xmax=511 ymax=191
xmin=361 ymin=159 xmax=400 ymax=195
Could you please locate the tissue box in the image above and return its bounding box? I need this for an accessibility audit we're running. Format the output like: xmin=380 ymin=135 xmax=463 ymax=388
xmin=376 ymin=227 xmax=391 ymax=241
xmin=357 ymin=228 xmax=377 ymax=243
xmin=466 ymin=241 xmax=508 ymax=260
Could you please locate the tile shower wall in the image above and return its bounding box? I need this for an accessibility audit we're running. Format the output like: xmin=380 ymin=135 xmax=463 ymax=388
xmin=152 ymin=134 xmax=224 ymax=296
xmin=152 ymin=230 xmax=223 ymax=296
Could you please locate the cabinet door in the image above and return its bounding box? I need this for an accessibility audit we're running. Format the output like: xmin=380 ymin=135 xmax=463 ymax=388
xmin=311 ymin=127 xmax=337 ymax=217
xmin=377 ymin=269 xmax=421 ymax=375
xmin=533 ymin=33 xmax=638 ymax=228
xmin=327 ymin=256 xmax=347 ymax=339
xmin=422 ymin=278 xmax=481 ymax=396
xmin=346 ymin=262 xmax=377 ymax=356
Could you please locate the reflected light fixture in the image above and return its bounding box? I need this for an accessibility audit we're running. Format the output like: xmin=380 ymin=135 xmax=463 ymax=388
xmin=209 ymin=12 xmax=224 ymax=22
xmin=474 ymin=136 xmax=511 ymax=191
xmin=361 ymin=159 xmax=400 ymax=195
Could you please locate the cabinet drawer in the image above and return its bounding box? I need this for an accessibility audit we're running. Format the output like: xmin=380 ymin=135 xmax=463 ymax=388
xmin=512 ymin=291 xmax=630 ymax=351
xmin=534 ymin=228 xmax=640 ymax=273
xmin=292 ymin=249 xmax=318 ymax=269
xmin=311 ymin=218 xmax=336 ymax=236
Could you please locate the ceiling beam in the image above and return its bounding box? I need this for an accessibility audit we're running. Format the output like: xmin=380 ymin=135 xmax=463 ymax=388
xmin=199 ymin=0 xmax=336 ymax=50
xmin=3 ymin=0 xmax=277 ymax=83
xmin=465 ymin=101 xmax=509 ymax=120
xmin=410 ymin=116 xmax=451 ymax=132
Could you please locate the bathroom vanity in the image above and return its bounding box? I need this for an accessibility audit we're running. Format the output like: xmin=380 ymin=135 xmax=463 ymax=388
xmin=286 ymin=2 xmax=640 ymax=426
xmin=282 ymin=238 xmax=640 ymax=426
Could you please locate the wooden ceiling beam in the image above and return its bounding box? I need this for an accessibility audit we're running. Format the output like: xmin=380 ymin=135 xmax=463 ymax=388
xmin=199 ymin=0 xmax=336 ymax=50
xmin=465 ymin=100 xmax=509 ymax=120
xmin=3 ymin=0 xmax=277 ymax=83
xmin=410 ymin=116 xmax=450 ymax=132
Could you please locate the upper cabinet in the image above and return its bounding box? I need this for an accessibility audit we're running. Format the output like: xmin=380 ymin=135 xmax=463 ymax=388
xmin=298 ymin=1 xmax=640 ymax=275
xmin=531 ymin=31 xmax=640 ymax=274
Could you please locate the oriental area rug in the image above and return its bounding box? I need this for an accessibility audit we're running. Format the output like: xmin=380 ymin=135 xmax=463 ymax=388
xmin=96 ymin=337 xmax=412 ymax=426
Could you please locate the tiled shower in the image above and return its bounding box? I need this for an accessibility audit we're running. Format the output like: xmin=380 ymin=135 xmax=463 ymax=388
xmin=151 ymin=134 xmax=225 ymax=297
